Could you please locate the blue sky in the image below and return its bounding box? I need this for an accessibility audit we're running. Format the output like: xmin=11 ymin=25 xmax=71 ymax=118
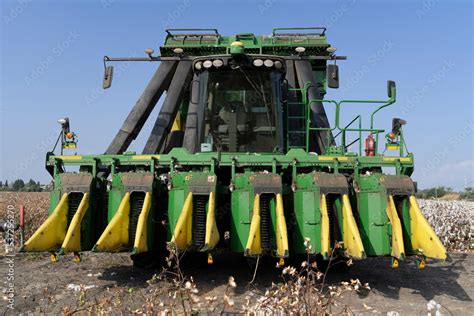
xmin=1 ymin=0 xmax=473 ymax=189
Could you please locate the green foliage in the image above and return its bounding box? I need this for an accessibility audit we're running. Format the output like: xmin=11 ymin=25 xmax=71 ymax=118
xmin=12 ymin=179 xmax=25 ymax=191
xmin=460 ymin=187 xmax=474 ymax=201
xmin=0 ymin=179 xmax=44 ymax=192
xmin=416 ymin=186 xmax=474 ymax=201
xmin=416 ymin=186 xmax=451 ymax=199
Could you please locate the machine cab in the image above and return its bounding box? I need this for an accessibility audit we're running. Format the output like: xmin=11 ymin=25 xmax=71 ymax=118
xmin=193 ymin=56 xmax=285 ymax=153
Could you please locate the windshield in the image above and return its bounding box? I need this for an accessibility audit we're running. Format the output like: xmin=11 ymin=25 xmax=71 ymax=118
xmin=202 ymin=68 xmax=280 ymax=152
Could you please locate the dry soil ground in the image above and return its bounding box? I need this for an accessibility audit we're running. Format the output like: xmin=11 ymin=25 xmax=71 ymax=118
xmin=1 ymin=252 xmax=473 ymax=314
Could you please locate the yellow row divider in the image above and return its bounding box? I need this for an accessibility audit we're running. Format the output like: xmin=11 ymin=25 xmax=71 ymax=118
xmin=408 ymin=196 xmax=447 ymax=259
xmin=386 ymin=195 xmax=405 ymax=260
xmin=204 ymin=192 xmax=220 ymax=250
xmin=275 ymin=194 xmax=289 ymax=258
xmin=21 ymin=193 xmax=69 ymax=252
xmin=245 ymin=194 xmax=262 ymax=256
xmin=60 ymin=193 xmax=90 ymax=254
xmin=171 ymin=192 xmax=193 ymax=251
xmin=341 ymin=194 xmax=366 ymax=259
xmin=132 ymin=192 xmax=152 ymax=254
xmin=93 ymin=193 xmax=130 ymax=252
xmin=320 ymin=194 xmax=331 ymax=259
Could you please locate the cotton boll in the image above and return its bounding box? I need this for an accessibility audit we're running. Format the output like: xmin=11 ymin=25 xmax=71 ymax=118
xmin=419 ymin=200 xmax=473 ymax=252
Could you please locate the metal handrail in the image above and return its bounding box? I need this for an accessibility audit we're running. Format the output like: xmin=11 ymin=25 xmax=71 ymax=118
xmin=334 ymin=115 xmax=361 ymax=138
xmin=334 ymin=115 xmax=362 ymax=154
xmin=165 ymin=28 xmax=220 ymax=37
xmin=272 ymin=27 xmax=327 ymax=37
xmin=304 ymin=93 xmax=395 ymax=155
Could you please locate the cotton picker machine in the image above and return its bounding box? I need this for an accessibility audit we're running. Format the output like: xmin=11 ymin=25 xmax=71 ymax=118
xmin=21 ymin=28 xmax=446 ymax=269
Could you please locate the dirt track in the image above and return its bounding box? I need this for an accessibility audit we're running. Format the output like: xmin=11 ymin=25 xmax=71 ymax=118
xmin=1 ymin=251 xmax=472 ymax=314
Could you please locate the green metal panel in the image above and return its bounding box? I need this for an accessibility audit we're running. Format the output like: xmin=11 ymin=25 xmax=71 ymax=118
xmin=80 ymin=178 xmax=105 ymax=250
xmin=293 ymin=173 xmax=322 ymax=254
xmin=399 ymin=197 xmax=414 ymax=254
xmin=108 ymin=173 xmax=125 ymax=222
xmin=48 ymin=174 xmax=62 ymax=215
xmin=230 ymin=174 xmax=253 ymax=252
xmin=47 ymin=149 xmax=415 ymax=176
xmin=168 ymin=187 xmax=186 ymax=241
xmin=355 ymin=175 xmax=390 ymax=256
xmin=167 ymin=171 xmax=188 ymax=240
xmin=333 ymin=197 xmax=344 ymax=238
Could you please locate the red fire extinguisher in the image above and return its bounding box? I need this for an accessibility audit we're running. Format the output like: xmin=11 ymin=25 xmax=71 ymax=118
xmin=365 ymin=134 xmax=375 ymax=156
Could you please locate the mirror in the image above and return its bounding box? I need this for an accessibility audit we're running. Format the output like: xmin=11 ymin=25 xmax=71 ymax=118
xmin=392 ymin=117 xmax=407 ymax=135
xmin=103 ymin=66 xmax=114 ymax=89
xmin=327 ymin=64 xmax=339 ymax=89
xmin=387 ymin=80 xmax=396 ymax=98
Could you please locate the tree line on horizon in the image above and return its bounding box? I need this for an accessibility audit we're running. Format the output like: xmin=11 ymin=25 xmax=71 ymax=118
xmin=0 ymin=179 xmax=48 ymax=192
xmin=416 ymin=186 xmax=474 ymax=201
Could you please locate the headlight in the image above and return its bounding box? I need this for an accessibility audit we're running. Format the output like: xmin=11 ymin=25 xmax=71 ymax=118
xmin=253 ymin=59 xmax=263 ymax=67
xmin=212 ymin=59 xmax=223 ymax=68
xmin=195 ymin=61 xmax=202 ymax=70
xmin=264 ymin=59 xmax=274 ymax=67
xmin=295 ymin=47 xmax=306 ymax=53
xmin=203 ymin=60 xmax=213 ymax=68
xmin=274 ymin=60 xmax=283 ymax=69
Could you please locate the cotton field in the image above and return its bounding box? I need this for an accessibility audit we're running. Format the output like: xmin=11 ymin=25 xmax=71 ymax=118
xmin=418 ymin=199 xmax=473 ymax=252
